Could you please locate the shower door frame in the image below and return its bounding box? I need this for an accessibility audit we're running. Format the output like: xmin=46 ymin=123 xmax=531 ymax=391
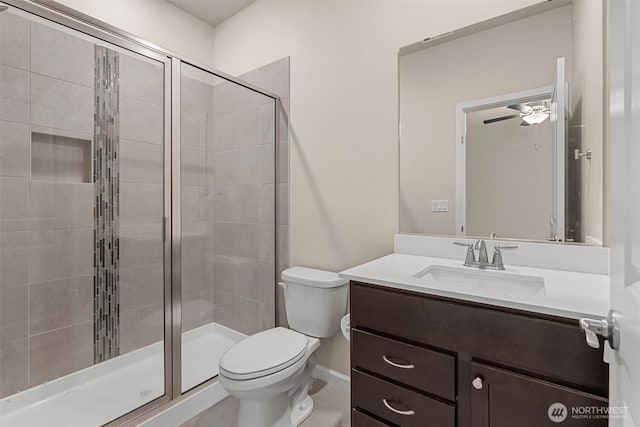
xmin=1 ymin=1 xmax=281 ymax=425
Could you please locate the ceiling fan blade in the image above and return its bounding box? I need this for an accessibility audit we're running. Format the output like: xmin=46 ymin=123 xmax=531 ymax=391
xmin=483 ymin=114 xmax=520 ymax=124
xmin=507 ymin=103 xmax=526 ymax=111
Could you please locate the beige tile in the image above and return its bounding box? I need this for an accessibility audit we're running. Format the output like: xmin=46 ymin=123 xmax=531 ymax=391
xmin=235 ymin=259 xmax=259 ymax=300
xmin=30 ymin=181 xmax=93 ymax=230
xmin=30 ymin=74 xmax=93 ymax=134
xmin=278 ymin=141 xmax=289 ymax=183
xmin=120 ymin=263 xmax=164 ymax=311
xmin=0 ymin=12 xmax=29 ymax=71
xmin=29 ymin=228 xmax=93 ymax=282
xmin=0 ymin=121 xmax=30 ymax=177
xmin=212 ymin=256 xmax=237 ymax=293
xmin=259 ymin=102 xmax=276 ymax=145
xmin=120 ymin=139 xmax=163 ymax=185
xmin=120 ymin=224 xmax=163 ymax=269
xmin=213 ymin=185 xmax=237 ymax=223
xmin=120 ymin=96 xmax=163 ymax=144
xmin=259 ymin=184 xmax=275 ymax=224
xmin=233 ymin=296 xmax=262 ymax=335
xmin=29 ymin=321 xmax=93 ymax=386
xmin=235 ymin=223 xmax=259 ymax=260
xmin=120 ymin=303 xmax=164 ymax=354
xmin=182 ymin=185 xmax=206 ymax=222
xmin=29 ymin=275 xmax=93 ymax=334
xmin=213 ymin=289 xmax=233 ymax=329
xmin=208 ymin=114 xmax=233 ymax=153
xmin=119 ymin=53 xmax=163 ymax=105
xmin=0 ymin=65 xmax=29 ymax=123
xmin=0 ymin=285 xmax=27 ymax=344
xmin=31 ymin=22 xmax=93 ymax=87
xmin=240 ymin=58 xmax=290 ymax=100
xmin=278 ymin=225 xmax=289 ymax=266
xmin=258 ymin=143 xmax=276 ymax=184
xmin=182 ymin=291 xmax=213 ymax=332
xmin=212 ymin=151 xmax=234 ymax=186
xmin=182 ymin=110 xmax=207 ymax=151
xmin=232 ymin=109 xmax=260 ymax=149
xmin=0 ymin=245 xmax=28 ymax=287
xmin=259 ymin=224 xmax=275 ymax=264
xmin=236 ymin=185 xmax=261 ymax=223
xmin=120 ymin=183 xmax=163 ymax=226
xmin=0 ymin=230 xmax=27 ymax=250
xmin=181 ymin=75 xmax=213 ymax=116
xmin=258 ymin=302 xmax=276 ymax=331
xmin=234 ymin=145 xmax=261 ymax=185
xmin=182 ymin=220 xmax=207 ymax=260
xmin=182 ymin=256 xmax=207 ymax=296
xmin=0 ymin=177 xmax=28 ymax=231
xmin=278 ymin=183 xmax=289 ymax=225
xmin=0 ymin=338 xmax=28 ymax=398
xmin=258 ymin=262 xmax=276 ymax=303
xmin=181 ymin=149 xmax=206 ymax=186
xmin=213 ymin=221 xmax=235 ymax=257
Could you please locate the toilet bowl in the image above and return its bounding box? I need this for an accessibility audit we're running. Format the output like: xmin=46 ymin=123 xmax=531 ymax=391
xmin=219 ymin=267 xmax=348 ymax=427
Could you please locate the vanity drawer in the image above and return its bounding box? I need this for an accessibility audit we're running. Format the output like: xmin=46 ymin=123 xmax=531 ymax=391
xmin=352 ymin=409 xmax=391 ymax=426
xmin=351 ymin=282 xmax=608 ymax=396
xmin=352 ymin=329 xmax=456 ymax=401
xmin=352 ymin=370 xmax=455 ymax=427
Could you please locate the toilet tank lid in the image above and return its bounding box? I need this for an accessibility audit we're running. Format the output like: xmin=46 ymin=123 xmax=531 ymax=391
xmin=282 ymin=267 xmax=349 ymax=288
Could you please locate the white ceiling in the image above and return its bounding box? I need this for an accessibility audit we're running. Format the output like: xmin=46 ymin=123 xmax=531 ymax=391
xmin=167 ymin=0 xmax=257 ymax=27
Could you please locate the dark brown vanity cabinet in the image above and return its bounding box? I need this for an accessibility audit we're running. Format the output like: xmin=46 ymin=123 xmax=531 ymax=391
xmin=350 ymin=281 xmax=609 ymax=427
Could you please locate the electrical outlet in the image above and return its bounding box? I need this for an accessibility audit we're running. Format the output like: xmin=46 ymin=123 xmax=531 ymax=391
xmin=431 ymin=199 xmax=449 ymax=212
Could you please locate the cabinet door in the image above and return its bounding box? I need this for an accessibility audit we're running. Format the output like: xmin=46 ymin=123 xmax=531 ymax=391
xmin=469 ymin=362 xmax=608 ymax=427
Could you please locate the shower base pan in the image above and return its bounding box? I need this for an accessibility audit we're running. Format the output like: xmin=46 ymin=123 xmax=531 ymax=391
xmin=0 ymin=323 xmax=244 ymax=427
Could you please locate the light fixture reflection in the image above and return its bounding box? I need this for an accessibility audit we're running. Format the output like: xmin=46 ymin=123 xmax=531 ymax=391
xmin=522 ymin=112 xmax=549 ymax=125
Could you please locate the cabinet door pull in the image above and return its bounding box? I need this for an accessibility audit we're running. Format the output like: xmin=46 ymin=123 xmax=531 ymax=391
xmin=382 ymin=398 xmax=415 ymax=416
xmin=382 ymin=355 xmax=415 ymax=369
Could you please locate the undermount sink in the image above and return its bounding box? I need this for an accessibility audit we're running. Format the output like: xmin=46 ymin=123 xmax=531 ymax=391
xmin=412 ymin=265 xmax=545 ymax=296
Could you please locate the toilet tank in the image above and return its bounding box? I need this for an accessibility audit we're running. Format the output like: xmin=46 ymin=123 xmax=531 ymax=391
xmin=281 ymin=267 xmax=348 ymax=338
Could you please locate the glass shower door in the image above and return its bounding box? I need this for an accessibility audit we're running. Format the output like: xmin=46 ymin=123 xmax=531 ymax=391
xmin=179 ymin=62 xmax=276 ymax=392
xmin=0 ymin=6 xmax=169 ymax=425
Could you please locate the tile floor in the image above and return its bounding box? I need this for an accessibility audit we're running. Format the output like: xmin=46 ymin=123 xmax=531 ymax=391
xmin=180 ymin=380 xmax=350 ymax=427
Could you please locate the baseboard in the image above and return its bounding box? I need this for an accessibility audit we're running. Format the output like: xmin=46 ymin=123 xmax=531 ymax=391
xmin=312 ymin=365 xmax=350 ymax=391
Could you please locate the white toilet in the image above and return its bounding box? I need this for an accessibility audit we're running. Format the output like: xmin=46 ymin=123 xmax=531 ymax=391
xmin=219 ymin=267 xmax=348 ymax=427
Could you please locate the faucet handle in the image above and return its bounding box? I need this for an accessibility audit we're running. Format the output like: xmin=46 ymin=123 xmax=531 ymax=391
xmin=453 ymin=241 xmax=476 ymax=265
xmin=493 ymin=244 xmax=518 ymax=251
xmin=453 ymin=241 xmax=474 ymax=248
xmin=491 ymin=245 xmax=517 ymax=270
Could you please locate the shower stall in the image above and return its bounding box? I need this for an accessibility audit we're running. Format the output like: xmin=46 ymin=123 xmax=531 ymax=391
xmin=0 ymin=2 xmax=285 ymax=425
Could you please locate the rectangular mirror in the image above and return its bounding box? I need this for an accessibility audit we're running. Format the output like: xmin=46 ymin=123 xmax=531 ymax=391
xmin=399 ymin=0 xmax=604 ymax=245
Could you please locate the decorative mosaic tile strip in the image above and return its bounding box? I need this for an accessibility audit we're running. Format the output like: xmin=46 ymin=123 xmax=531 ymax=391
xmin=94 ymin=45 xmax=120 ymax=363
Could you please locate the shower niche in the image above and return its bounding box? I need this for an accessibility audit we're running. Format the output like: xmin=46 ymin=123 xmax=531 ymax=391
xmin=31 ymin=132 xmax=92 ymax=183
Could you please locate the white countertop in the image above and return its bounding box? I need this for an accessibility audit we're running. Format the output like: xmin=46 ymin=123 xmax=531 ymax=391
xmin=340 ymin=253 xmax=610 ymax=320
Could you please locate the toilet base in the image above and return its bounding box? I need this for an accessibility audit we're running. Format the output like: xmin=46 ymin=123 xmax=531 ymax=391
xmin=291 ymin=395 xmax=314 ymax=426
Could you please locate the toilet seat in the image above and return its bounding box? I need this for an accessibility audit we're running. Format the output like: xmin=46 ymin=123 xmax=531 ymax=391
xmin=220 ymin=327 xmax=309 ymax=381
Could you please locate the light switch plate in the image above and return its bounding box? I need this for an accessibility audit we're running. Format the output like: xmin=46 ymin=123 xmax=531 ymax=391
xmin=431 ymin=199 xmax=449 ymax=212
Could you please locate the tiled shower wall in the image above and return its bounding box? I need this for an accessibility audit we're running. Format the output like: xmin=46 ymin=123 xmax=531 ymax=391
xmin=0 ymin=13 xmax=164 ymax=398
xmin=237 ymin=58 xmax=291 ymax=328
xmin=181 ymin=57 xmax=289 ymax=336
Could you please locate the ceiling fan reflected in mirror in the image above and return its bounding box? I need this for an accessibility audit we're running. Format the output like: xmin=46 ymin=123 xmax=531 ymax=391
xmin=483 ymin=101 xmax=551 ymax=126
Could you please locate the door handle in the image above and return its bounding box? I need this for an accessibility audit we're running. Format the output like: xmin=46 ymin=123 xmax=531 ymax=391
xmin=579 ymin=310 xmax=620 ymax=350
xmin=382 ymin=355 xmax=415 ymax=369
xmin=382 ymin=398 xmax=415 ymax=416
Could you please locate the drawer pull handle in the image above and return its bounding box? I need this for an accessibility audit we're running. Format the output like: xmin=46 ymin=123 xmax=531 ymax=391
xmin=382 ymin=398 xmax=415 ymax=416
xmin=382 ymin=355 xmax=415 ymax=369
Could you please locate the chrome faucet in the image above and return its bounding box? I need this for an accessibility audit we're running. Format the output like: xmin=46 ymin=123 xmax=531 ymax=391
xmin=453 ymin=239 xmax=518 ymax=270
